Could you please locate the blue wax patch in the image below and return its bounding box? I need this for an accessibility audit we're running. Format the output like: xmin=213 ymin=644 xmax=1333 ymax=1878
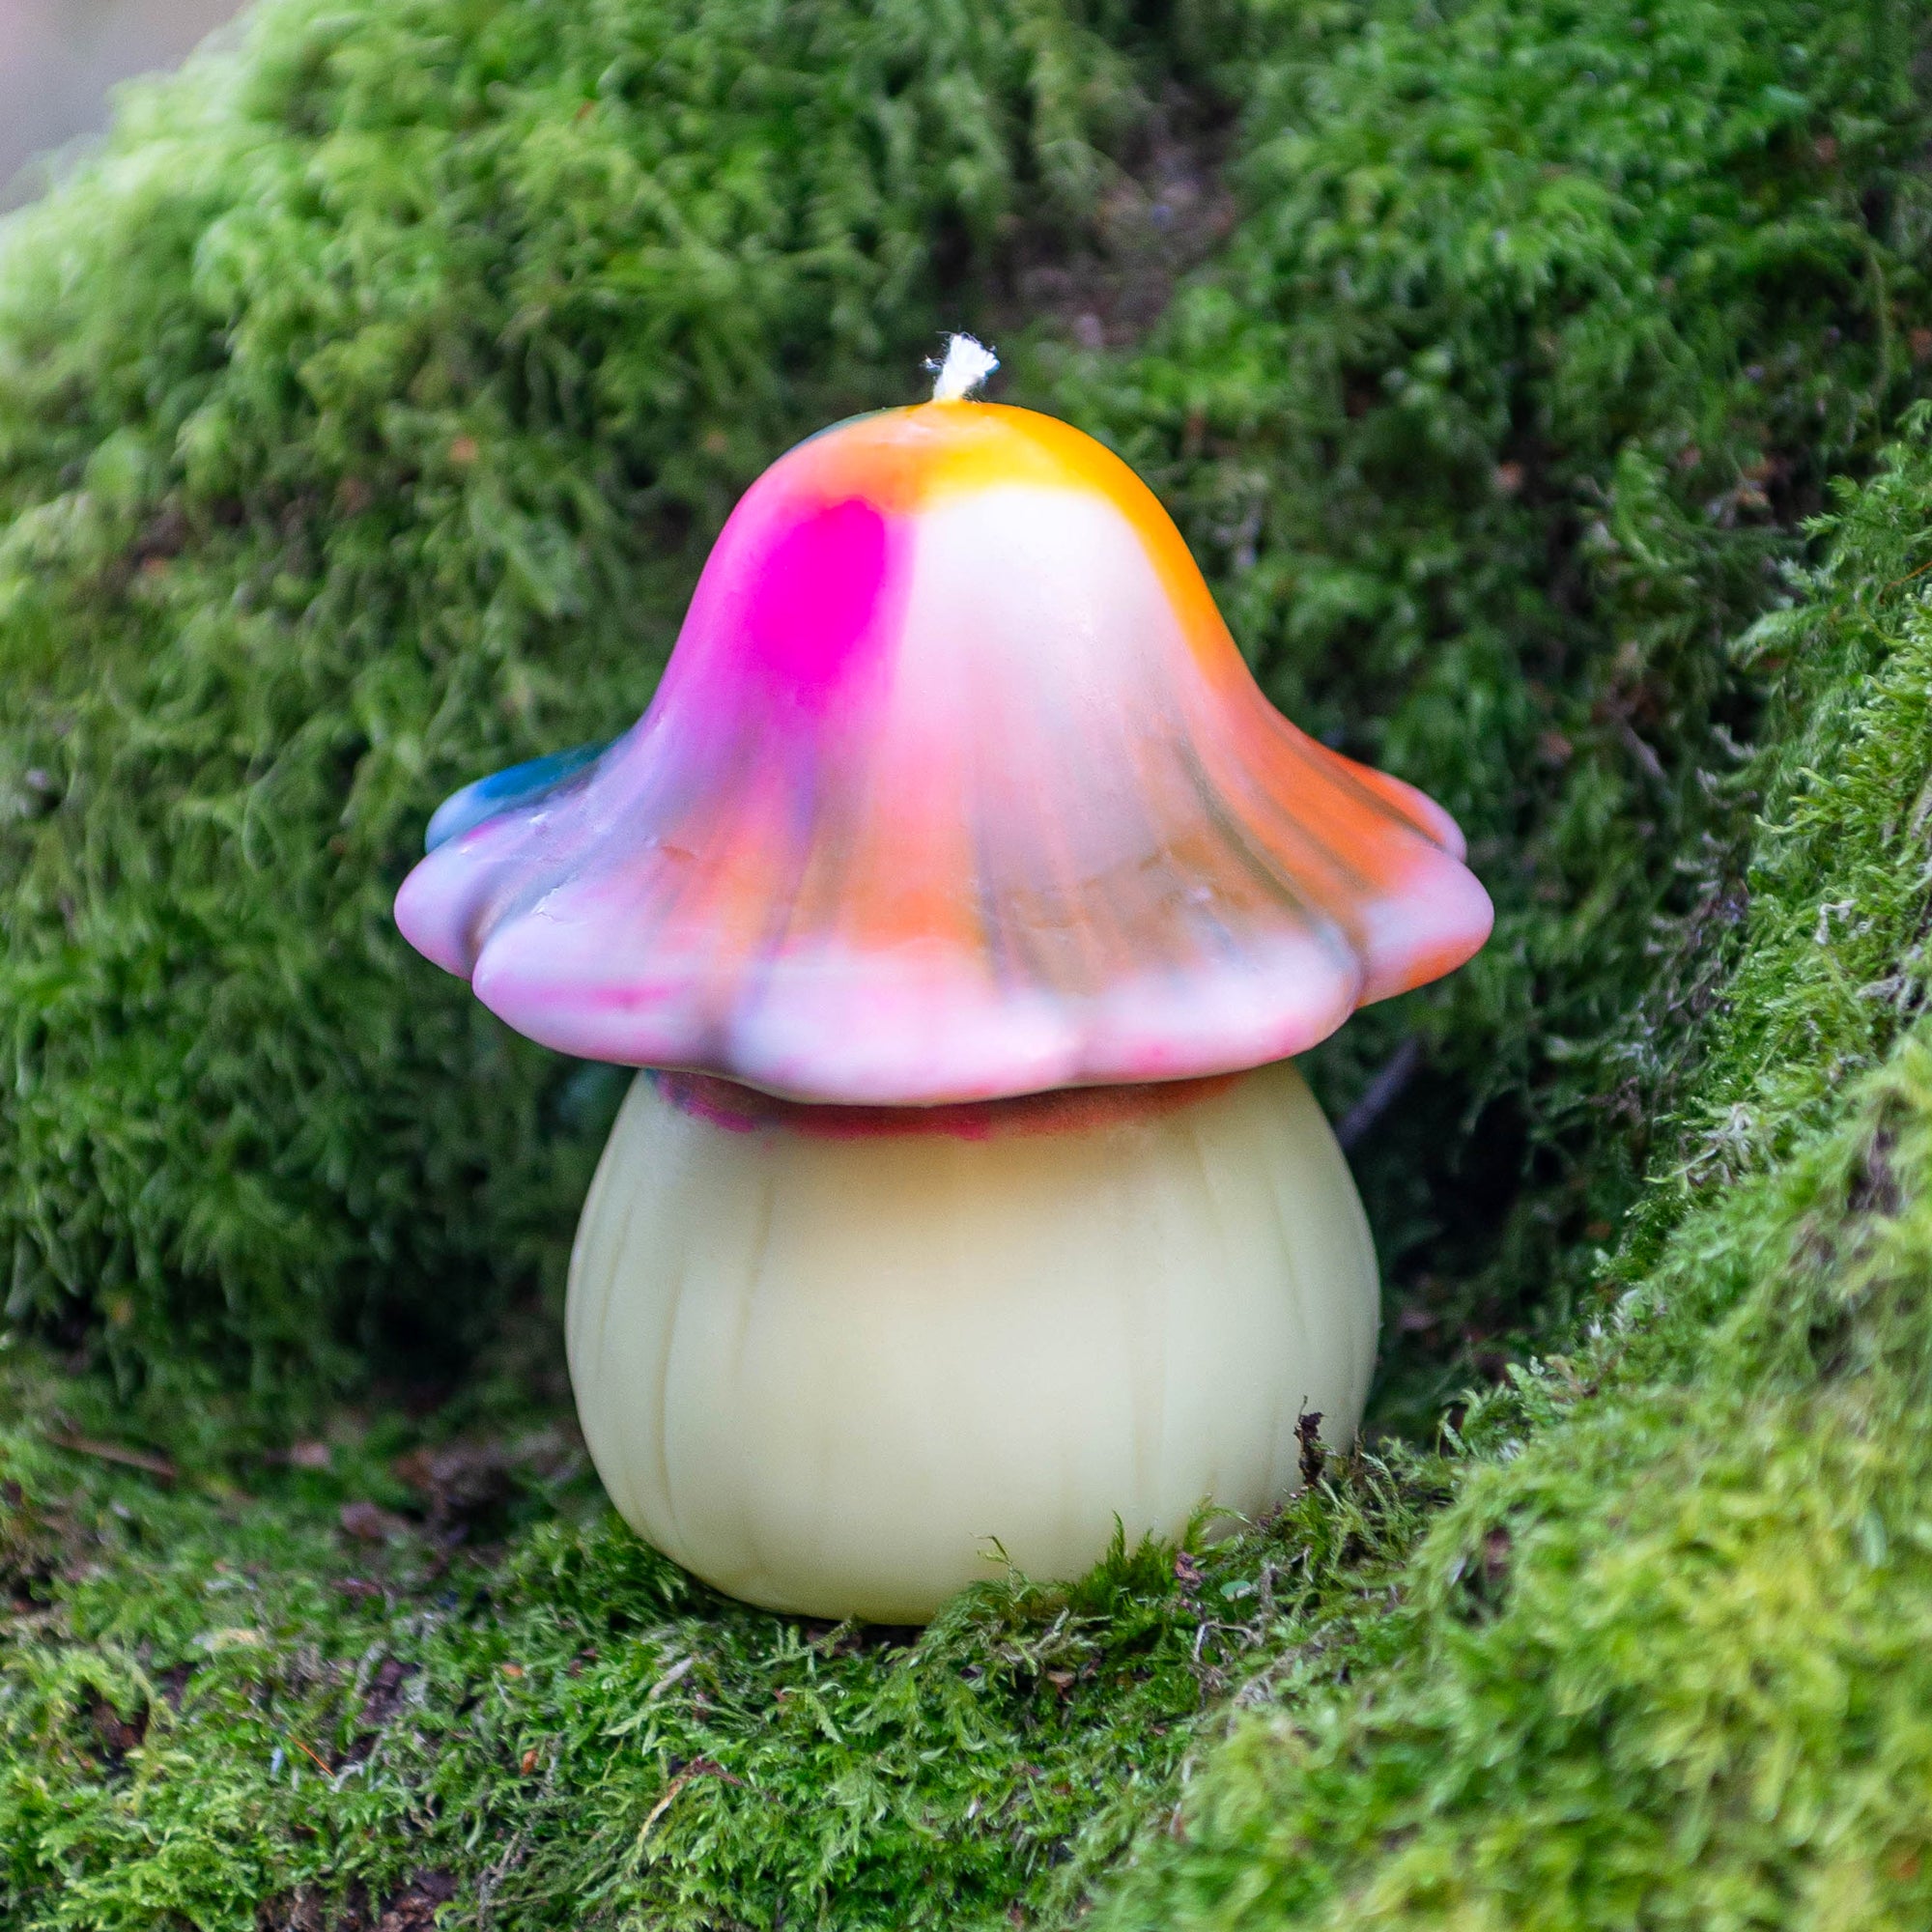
xmin=424 ymin=740 xmax=611 ymax=853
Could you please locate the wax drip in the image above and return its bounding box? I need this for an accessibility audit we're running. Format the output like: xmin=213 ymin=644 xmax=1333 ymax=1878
xmin=927 ymin=332 xmax=999 ymax=403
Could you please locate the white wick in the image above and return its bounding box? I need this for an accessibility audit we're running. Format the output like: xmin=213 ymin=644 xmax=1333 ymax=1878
xmin=927 ymin=333 xmax=999 ymax=403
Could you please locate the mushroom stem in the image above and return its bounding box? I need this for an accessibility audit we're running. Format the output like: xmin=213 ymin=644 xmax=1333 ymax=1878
xmin=565 ymin=1059 xmax=1378 ymax=1622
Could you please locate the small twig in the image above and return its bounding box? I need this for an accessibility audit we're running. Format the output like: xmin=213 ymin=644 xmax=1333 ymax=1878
xmin=1882 ymin=554 xmax=1932 ymax=598
xmin=1296 ymin=1411 xmax=1326 ymax=1489
xmin=479 ymin=1741 xmax=561 ymax=1931
xmin=47 ymin=1432 xmax=177 ymax=1484
xmin=1617 ymin=719 xmax=1668 ymax=788
xmin=637 ymin=1756 xmax=752 ymax=1845
xmin=290 ymin=1737 xmax=334 ymax=1776
xmin=1335 ymin=1037 xmax=1423 ymax=1152
xmin=647 ymin=1656 xmax=695 ymax=1700
xmin=639 ymin=1768 xmax=696 ymax=1841
xmin=476 ymin=1824 xmax=533 ymax=1930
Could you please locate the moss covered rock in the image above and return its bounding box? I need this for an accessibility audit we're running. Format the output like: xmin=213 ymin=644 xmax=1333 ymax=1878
xmin=1067 ymin=0 xmax=1932 ymax=1425
xmin=1095 ymin=412 xmax=1932 ymax=1931
xmin=0 ymin=0 xmax=1140 ymax=1388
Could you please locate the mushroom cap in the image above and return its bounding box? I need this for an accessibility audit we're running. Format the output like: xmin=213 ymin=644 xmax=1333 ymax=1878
xmin=395 ymin=403 xmax=1492 ymax=1104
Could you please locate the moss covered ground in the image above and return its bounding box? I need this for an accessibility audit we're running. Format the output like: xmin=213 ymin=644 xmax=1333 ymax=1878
xmin=5 ymin=0 xmax=1932 ymax=1923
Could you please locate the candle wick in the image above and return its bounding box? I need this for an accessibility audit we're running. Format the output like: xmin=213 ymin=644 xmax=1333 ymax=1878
xmin=926 ymin=333 xmax=999 ymax=403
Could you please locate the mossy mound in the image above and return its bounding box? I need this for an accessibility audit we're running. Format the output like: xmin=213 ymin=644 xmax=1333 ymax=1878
xmin=5 ymin=0 xmax=1932 ymax=1925
xmin=0 ymin=0 xmax=1141 ymax=1389
xmin=1096 ymin=413 xmax=1932 ymax=1930
xmin=1066 ymin=0 xmax=1932 ymax=1427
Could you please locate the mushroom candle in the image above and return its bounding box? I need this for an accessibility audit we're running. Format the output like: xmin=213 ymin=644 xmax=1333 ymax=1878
xmin=396 ymin=339 xmax=1492 ymax=1621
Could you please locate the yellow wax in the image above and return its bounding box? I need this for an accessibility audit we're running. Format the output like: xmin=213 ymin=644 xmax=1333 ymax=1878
xmin=565 ymin=1059 xmax=1378 ymax=1623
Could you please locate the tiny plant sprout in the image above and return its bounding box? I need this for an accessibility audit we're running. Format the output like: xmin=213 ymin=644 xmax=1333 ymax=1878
xmin=395 ymin=336 xmax=1492 ymax=1621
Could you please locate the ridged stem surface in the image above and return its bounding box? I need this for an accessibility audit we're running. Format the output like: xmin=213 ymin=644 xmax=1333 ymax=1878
xmin=566 ymin=1061 xmax=1378 ymax=1621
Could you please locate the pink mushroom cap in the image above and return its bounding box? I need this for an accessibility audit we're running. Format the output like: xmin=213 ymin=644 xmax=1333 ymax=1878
xmin=394 ymin=402 xmax=1493 ymax=1104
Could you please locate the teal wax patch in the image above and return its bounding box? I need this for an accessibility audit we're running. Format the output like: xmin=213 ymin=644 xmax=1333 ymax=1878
xmin=424 ymin=740 xmax=611 ymax=853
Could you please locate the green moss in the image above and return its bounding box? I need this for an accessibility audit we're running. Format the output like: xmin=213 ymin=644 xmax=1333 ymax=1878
xmin=1042 ymin=0 xmax=1932 ymax=1427
xmin=0 ymin=0 xmax=1143 ymax=1391
xmin=7 ymin=0 xmax=1932 ymax=1925
xmin=0 ymin=1351 xmax=1442 ymax=1927
xmin=1094 ymin=423 xmax=1932 ymax=1928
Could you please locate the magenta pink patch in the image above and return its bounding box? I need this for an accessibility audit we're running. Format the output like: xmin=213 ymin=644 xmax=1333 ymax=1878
xmin=739 ymin=497 xmax=891 ymax=711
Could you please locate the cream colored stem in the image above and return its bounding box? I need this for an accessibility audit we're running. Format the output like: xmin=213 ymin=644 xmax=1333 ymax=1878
xmin=565 ymin=1060 xmax=1378 ymax=1623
